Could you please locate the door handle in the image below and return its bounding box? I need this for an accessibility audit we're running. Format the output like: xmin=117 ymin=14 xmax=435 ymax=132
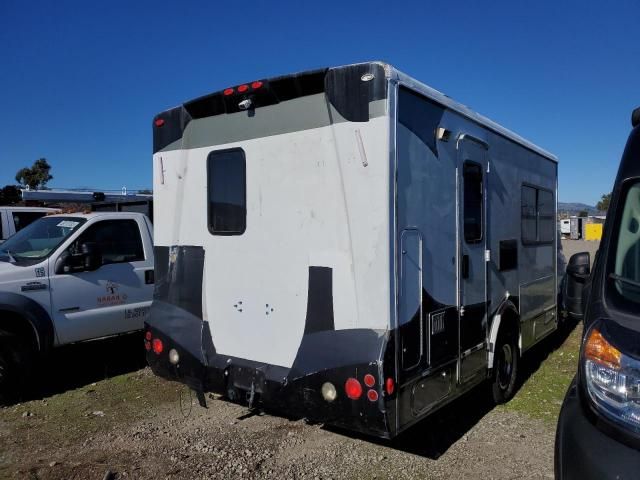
xmin=462 ymin=255 xmax=470 ymax=279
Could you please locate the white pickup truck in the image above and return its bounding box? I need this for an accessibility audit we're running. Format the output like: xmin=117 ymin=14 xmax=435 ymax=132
xmin=0 ymin=211 xmax=154 ymax=398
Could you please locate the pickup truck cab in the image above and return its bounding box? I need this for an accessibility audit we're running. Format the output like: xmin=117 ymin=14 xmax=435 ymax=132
xmin=0 ymin=206 xmax=59 ymax=243
xmin=0 ymin=211 xmax=154 ymax=399
xmin=555 ymin=107 xmax=640 ymax=478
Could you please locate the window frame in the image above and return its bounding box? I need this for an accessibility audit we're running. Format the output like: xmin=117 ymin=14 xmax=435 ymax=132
xmin=521 ymin=183 xmax=555 ymax=246
xmin=463 ymin=160 xmax=484 ymax=244
xmin=207 ymin=147 xmax=247 ymax=236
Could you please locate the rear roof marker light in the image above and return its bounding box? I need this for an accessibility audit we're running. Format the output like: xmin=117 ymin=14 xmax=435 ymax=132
xmin=223 ymin=88 xmax=234 ymax=96
xmin=154 ymin=118 xmax=165 ymax=127
xmin=251 ymin=81 xmax=263 ymax=89
xmin=237 ymin=84 xmax=249 ymax=93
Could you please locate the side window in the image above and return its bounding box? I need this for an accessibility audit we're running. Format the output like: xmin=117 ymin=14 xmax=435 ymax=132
xmin=521 ymin=186 xmax=538 ymax=243
xmin=208 ymin=148 xmax=246 ymax=235
xmin=74 ymin=220 xmax=144 ymax=264
xmin=613 ymin=182 xmax=640 ymax=304
xmin=12 ymin=211 xmax=47 ymax=233
xmin=537 ymin=189 xmax=555 ymax=243
xmin=521 ymin=185 xmax=554 ymax=244
xmin=463 ymin=162 xmax=483 ymax=243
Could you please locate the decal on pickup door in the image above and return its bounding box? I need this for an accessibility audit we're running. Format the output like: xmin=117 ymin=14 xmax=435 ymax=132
xmin=97 ymin=281 xmax=128 ymax=306
xmin=125 ymin=306 xmax=149 ymax=320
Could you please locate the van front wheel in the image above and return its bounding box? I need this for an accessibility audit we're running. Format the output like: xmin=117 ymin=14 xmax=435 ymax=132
xmin=491 ymin=329 xmax=519 ymax=404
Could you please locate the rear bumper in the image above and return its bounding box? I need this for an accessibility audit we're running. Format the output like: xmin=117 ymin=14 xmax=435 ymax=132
xmin=555 ymin=378 xmax=640 ymax=479
xmin=145 ymin=323 xmax=395 ymax=438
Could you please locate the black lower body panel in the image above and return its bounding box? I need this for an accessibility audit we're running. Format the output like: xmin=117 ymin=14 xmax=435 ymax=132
xmin=555 ymin=378 xmax=640 ymax=479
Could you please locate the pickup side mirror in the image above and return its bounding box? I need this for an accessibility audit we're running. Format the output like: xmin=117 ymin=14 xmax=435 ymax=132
xmin=81 ymin=242 xmax=102 ymax=271
xmin=563 ymin=251 xmax=591 ymax=319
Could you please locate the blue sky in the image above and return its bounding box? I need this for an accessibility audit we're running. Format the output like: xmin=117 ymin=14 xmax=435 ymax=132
xmin=1 ymin=0 xmax=637 ymax=205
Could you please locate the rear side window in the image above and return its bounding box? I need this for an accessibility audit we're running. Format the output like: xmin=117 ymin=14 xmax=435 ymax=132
xmin=521 ymin=185 xmax=554 ymax=244
xmin=74 ymin=220 xmax=144 ymax=264
xmin=208 ymin=148 xmax=246 ymax=235
xmin=463 ymin=162 xmax=483 ymax=243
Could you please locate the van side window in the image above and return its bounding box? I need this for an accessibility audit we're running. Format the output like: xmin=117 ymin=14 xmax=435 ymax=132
xmin=12 ymin=211 xmax=47 ymax=233
xmin=207 ymin=148 xmax=246 ymax=235
xmin=463 ymin=162 xmax=483 ymax=243
xmin=521 ymin=185 xmax=554 ymax=244
xmin=613 ymin=182 xmax=640 ymax=304
xmin=73 ymin=220 xmax=144 ymax=264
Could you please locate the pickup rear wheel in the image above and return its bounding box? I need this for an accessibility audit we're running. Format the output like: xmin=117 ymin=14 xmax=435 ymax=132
xmin=490 ymin=328 xmax=519 ymax=404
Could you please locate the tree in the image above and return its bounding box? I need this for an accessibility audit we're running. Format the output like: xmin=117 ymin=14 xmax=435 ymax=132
xmin=15 ymin=158 xmax=53 ymax=190
xmin=578 ymin=210 xmax=589 ymax=218
xmin=596 ymin=192 xmax=612 ymax=212
xmin=0 ymin=185 xmax=21 ymax=205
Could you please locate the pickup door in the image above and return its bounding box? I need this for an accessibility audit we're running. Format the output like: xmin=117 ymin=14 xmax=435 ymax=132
xmin=50 ymin=218 xmax=154 ymax=344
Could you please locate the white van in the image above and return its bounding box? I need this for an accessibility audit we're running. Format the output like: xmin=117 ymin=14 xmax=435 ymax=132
xmin=0 ymin=207 xmax=59 ymax=243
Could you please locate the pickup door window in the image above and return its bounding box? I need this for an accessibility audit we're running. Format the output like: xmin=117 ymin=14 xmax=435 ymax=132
xmin=50 ymin=218 xmax=153 ymax=345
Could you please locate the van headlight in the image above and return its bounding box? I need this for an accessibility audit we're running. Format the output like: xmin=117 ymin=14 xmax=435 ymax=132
xmin=583 ymin=324 xmax=640 ymax=433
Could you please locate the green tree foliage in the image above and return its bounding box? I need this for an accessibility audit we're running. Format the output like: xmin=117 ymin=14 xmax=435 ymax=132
xmin=578 ymin=210 xmax=589 ymax=217
xmin=596 ymin=193 xmax=611 ymax=212
xmin=15 ymin=158 xmax=53 ymax=190
xmin=0 ymin=185 xmax=21 ymax=205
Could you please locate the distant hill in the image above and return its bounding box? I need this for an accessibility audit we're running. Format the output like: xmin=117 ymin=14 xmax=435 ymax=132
xmin=558 ymin=202 xmax=604 ymax=216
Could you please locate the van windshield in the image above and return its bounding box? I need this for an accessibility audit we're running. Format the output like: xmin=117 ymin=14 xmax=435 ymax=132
xmin=0 ymin=216 xmax=86 ymax=262
xmin=612 ymin=182 xmax=640 ymax=304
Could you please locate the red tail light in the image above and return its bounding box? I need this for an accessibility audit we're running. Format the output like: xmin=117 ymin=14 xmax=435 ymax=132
xmin=385 ymin=378 xmax=395 ymax=395
xmin=223 ymin=88 xmax=234 ymax=96
xmin=367 ymin=389 xmax=379 ymax=402
xmin=152 ymin=338 xmax=164 ymax=355
xmin=345 ymin=378 xmax=362 ymax=400
xmin=237 ymin=84 xmax=249 ymax=93
xmin=363 ymin=374 xmax=375 ymax=388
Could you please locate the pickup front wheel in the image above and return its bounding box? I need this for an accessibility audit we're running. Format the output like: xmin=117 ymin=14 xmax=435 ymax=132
xmin=0 ymin=334 xmax=32 ymax=404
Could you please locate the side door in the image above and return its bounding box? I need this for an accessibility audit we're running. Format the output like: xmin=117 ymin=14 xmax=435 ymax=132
xmin=50 ymin=218 xmax=153 ymax=344
xmin=457 ymin=136 xmax=489 ymax=383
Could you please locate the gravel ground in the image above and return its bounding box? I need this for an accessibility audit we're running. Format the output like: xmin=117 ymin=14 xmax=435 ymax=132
xmin=1 ymin=378 xmax=555 ymax=480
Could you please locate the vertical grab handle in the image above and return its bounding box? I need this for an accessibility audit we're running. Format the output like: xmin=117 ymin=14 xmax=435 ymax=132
xmin=462 ymin=254 xmax=470 ymax=279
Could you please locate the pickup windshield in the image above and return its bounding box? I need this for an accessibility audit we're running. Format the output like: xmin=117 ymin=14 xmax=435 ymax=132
xmin=0 ymin=216 xmax=86 ymax=262
xmin=613 ymin=182 xmax=640 ymax=304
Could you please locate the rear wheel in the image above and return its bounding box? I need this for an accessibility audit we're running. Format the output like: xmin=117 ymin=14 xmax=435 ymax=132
xmin=490 ymin=328 xmax=519 ymax=404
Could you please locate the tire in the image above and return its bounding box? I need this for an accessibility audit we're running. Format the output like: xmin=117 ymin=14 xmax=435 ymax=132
xmin=0 ymin=334 xmax=33 ymax=404
xmin=490 ymin=327 xmax=519 ymax=404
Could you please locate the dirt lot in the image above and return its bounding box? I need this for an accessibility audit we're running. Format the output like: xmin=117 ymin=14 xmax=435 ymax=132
xmin=0 ymin=242 xmax=595 ymax=479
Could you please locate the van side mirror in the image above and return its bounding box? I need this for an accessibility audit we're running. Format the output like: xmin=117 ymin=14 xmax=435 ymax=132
xmin=81 ymin=242 xmax=102 ymax=271
xmin=563 ymin=251 xmax=591 ymax=319
xmin=567 ymin=252 xmax=590 ymax=279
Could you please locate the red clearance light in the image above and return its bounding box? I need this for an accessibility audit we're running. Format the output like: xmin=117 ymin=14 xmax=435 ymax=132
xmin=363 ymin=374 xmax=375 ymax=388
xmin=385 ymin=377 xmax=395 ymax=395
xmin=345 ymin=378 xmax=362 ymax=400
xmin=154 ymin=118 xmax=165 ymax=127
xmin=152 ymin=338 xmax=164 ymax=355
xmin=251 ymin=81 xmax=263 ymax=90
xmin=223 ymin=88 xmax=234 ymax=96
xmin=145 ymin=331 xmax=152 ymax=341
xmin=367 ymin=389 xmax=379 ymax=402
xmin=237 ymin=84 xmax=249 ymax=93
